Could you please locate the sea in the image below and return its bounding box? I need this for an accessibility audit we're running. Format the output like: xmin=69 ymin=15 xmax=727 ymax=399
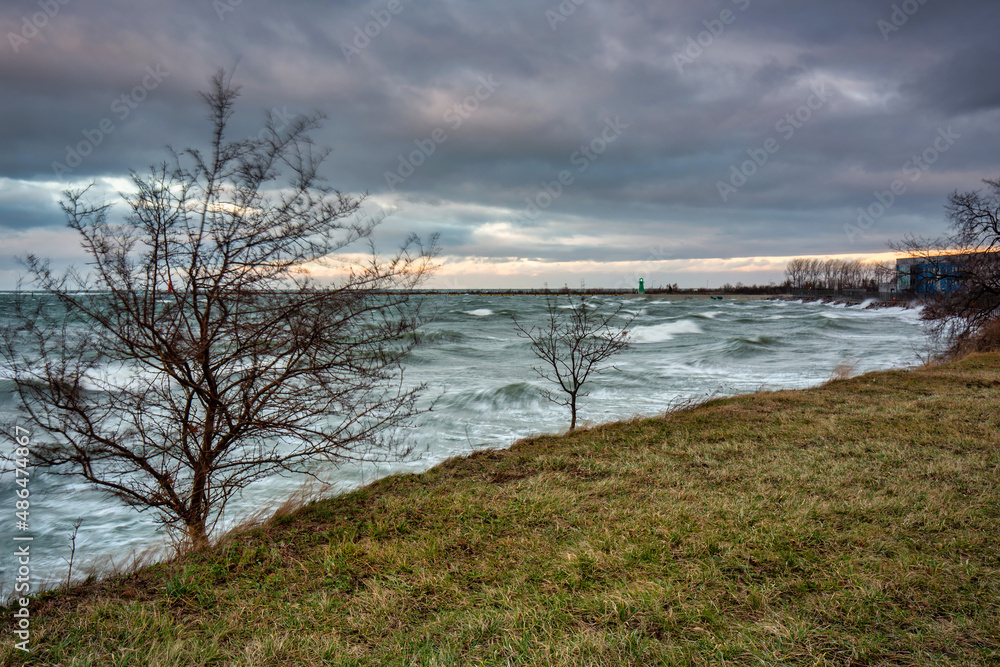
xmin=0 ymin=293 xmax=930 ymax=591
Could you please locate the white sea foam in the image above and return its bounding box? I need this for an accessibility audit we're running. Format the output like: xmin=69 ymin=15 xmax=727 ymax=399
xmin=0 ymin=293 xmax=929 ymax=588
xmin=630 ymin=319 xmax=703 ymax=343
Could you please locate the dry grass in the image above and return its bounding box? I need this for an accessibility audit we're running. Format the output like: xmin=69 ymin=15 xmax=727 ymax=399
xmin=947 ymin=317 xmax=1000 ymax=359
xmin=827 ymin=361 xmax=858 ymax=382
xmin=3 ymin=353 xmax=1000 ymax=665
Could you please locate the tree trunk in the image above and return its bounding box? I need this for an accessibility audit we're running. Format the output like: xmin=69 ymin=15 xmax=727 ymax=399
xmin=570 ymin=394 xmax=577 ymax=431
xmin=187 ymin=520 xmax=209 ymax=551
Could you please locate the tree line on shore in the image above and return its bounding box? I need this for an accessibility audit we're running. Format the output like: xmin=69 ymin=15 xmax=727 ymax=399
xmin=706 ymin=258 xmax=894 ymax=294
xmin=782 ymin=257 xmax=896 ymax=292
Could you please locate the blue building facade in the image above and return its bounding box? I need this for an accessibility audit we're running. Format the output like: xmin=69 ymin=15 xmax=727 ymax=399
xmin=896 ymin=255 xmax=966 ymax=294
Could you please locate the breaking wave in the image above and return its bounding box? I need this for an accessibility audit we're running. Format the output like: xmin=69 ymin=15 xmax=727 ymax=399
xmin=630 ymin=319 xmax=703 ymax=343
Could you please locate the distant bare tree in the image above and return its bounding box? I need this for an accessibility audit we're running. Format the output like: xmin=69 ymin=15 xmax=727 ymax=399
xmin=891 ymin=177 xmax=1000 ymax=351
xmin=873 ymin=260 xmax=896 ymax=288
xmin=807 ymin=258 xmax=822 ymax=287
xmin=2 ymin=71 xmax=437 ymax=550
xmin=784 ymin=257 xmax=888 ymax=292
xmin=513 ymin=295 xmax=633 ymax=431
xmin=784 ymin=257 xmax=807 ymax=289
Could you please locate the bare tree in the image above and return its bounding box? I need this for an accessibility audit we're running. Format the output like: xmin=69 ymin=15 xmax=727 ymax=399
xmin=513 ymin=295 xmax=633 ymax=431
xmin=784 ymin=257 xmax=808 ymax=289
xmin=2 ymin=72 xmax=437 ymax=550
xmin=891 ymin=177 xmax=1000 ymax=352
xmin=784 ymin=257 xmax=890 ymax=292
xmin=873 ymin=260 xmax=896 ymax=289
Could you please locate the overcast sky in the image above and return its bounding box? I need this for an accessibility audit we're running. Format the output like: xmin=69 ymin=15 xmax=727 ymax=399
xmin=2 ymin=0 xmax=998 ymax=288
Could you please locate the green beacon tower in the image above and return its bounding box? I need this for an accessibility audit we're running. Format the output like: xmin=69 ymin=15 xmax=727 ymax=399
xmin=638 ymin=278 xmax=645 ymax=294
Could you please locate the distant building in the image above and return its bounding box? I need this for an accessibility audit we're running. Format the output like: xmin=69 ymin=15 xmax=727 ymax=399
xmin=896 ymin=252 xmax=994 ymax=294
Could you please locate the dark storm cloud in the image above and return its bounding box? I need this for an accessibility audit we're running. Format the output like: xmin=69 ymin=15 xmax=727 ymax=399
xmin=1 ymin=0 xmax=998 ymax=286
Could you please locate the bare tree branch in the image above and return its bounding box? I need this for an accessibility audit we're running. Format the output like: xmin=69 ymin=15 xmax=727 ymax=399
xmin=513 ymin=295 xmax=633 ymax=431
xmin=889 ymin=177 xmax=1000 ymax=355
xmin=1 ymin=70 xmax=438 ymax=550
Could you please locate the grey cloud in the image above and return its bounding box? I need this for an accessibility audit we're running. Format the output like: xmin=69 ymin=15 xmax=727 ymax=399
xmin=1 ymin=0 xmax=998 ymax=286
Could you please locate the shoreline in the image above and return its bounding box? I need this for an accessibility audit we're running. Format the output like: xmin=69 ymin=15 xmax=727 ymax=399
xmin=7 ymin=352 xmax=998 ymax=664
xmin=773 ymin=295 xmax=921 ymax=309
xmin=0 ymin=295 xmax=927 ymax=602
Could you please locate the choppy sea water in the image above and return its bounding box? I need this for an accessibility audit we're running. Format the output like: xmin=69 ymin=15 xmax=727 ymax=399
xmin=0 ymin=294 xmax=929 ymax=589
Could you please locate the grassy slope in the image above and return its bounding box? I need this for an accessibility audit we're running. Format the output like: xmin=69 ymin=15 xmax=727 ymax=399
xmin=4 ymin=355 xmax=1000 ymax=666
